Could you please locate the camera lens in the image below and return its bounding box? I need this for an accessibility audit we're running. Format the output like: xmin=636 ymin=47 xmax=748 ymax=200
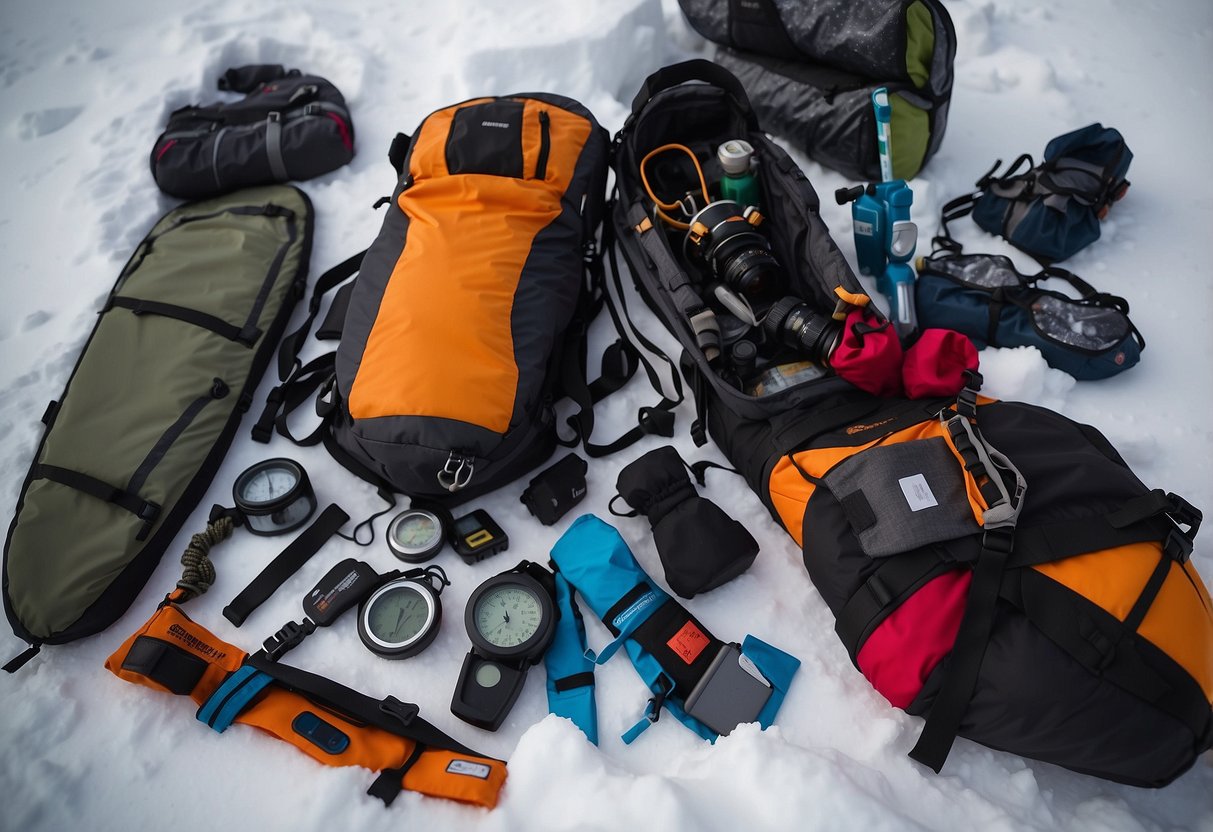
xmin=685 ymin=201 xmax=783 ymax=296
xmin=763 ymin=296 xmax=843 ymax=366
xmin=715 ymin=240 xmax=779 ymax=294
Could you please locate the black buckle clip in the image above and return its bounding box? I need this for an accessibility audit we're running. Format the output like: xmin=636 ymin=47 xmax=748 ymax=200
xmin=638 ymin=407 xmax=675 ymax=437
xmin=981 ymin=526 xmax=1015 ymax=556
xmin=135 ymin=500 xmax=162 ymax=541
xmin=645 ymin=675 xmax=672 ymax=724
xmin=380 ymin=695 xmax=419 ymax=728
xmin=262 ymin=619 xmax=315 ymax=661
xmin=1163 ymin=528 xmax=1193 ymax=564
xmin=315 ymin=376 xmax=338 ymax=419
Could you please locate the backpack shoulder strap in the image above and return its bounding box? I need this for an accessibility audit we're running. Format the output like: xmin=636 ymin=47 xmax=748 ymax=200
xmin=561 ymin=197 xmax=683 ymax=457
xmin=251 ymin=251 xmax=362 ymax=443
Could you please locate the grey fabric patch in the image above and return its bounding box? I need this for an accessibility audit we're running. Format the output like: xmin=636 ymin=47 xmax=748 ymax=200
xmin=824 ymin=436 xmax=979 ymax=557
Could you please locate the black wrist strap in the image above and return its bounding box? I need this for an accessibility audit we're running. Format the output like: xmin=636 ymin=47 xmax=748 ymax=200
xmin=223 ymin=504 xmax=350 ymax=627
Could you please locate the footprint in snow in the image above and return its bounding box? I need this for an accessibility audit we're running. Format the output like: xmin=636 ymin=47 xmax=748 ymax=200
xmin=16 ymin=106 xmax=83 ymax=140
xmin=21 ymin=310 xmax=52 ymax=332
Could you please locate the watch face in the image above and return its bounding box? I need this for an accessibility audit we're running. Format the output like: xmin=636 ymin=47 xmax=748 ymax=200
xmin=473 ymin=584 xmax=543 ymax=649
xmin=366 ymin=585 xmax=432 ymax=646
xmin=387 ymin=509 xmax=444 ymax=561
xmin=359 ymin=577 xmax=441 ymax=659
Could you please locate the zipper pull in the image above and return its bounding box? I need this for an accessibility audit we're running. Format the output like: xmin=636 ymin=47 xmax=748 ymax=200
xmin=437 ymin=451 xmax=475 ymax=492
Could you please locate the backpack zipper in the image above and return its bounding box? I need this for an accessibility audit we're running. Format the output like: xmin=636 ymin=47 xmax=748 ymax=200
xmin=535 ymin=110 xmax=551 ymax=179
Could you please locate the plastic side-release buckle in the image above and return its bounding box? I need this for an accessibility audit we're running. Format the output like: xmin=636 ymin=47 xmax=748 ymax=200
xmin=262 ymin=619 xmax=316 ymax=661
xmin=1164 ymin=528 xmax=1194 ymax=564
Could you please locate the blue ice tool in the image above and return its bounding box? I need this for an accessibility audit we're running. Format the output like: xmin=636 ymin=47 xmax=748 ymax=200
xmin=547 ymin=514 xmax=800 ymax=745
xmin=834 ymin=89 xmax=919 ymax=336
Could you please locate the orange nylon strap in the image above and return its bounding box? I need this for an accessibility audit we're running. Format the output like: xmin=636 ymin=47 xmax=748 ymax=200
xmin=105 ymin=604 xmax=507 ymax=808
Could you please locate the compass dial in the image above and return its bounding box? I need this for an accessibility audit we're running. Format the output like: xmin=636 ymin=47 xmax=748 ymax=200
xmin=473 ymin=585 xmax=543 ymax=649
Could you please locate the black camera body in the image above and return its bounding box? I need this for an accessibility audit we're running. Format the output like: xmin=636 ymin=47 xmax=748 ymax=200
xmin=684 ymin=200 xmax=781 ymax=296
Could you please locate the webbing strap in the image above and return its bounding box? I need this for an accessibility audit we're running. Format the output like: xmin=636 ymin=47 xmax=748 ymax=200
xmin=585 ymin=582 xmax=665 ymax=665
xmin=108 ymin=296 xmax=260 ymax=345
xmin=35 ymin=464 xmax=160 ymax=541
xmin=265 ymin=113 xmax=289 ymax=181
xmin=243 ymin=653 xmax=488 ymax=759
xmin=252 ymin=352 xmax=337 ymax=446
xmin=910 ymin=378 xmax=1027 ymax=772
xmin=197 ymin=666 xmax=274 ymax=732
xmin=367 ymin=744 xmax=425 ymax=806
xmin=834 ymin=549 xmax=952 ymax=662
xmin=1002 ymin=568 xmax=1210 ymax=740
xmin=565 ymin=205 xmax=683 ymax=457
xmin=908 ymin=527 xmax=1013 ymax=772
xmin=222 ymin=504 xmax=349 ymax=627
xmin=276 ymin=250 xmax=364 ymax=381
xmin=251 ymin=249 xmax=363 ymax=444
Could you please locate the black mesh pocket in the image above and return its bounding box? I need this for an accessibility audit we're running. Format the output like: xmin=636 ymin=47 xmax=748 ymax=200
xmin=1030 ymin=296 xmax=1130 ymax=351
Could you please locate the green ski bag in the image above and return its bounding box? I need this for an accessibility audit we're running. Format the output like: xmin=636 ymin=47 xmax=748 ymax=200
xmin=3 ymin=185 xmax=313 ymax=668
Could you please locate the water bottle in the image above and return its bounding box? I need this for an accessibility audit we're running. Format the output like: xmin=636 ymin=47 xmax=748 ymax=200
xmin=717 ymin=140 xmax=760 ymax=208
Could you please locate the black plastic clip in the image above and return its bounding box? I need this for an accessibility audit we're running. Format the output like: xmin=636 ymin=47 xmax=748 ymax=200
xmin=135 ymin=500 xmax=162 ymax=542
xmin=315 ymin=376 xmax=338 ymax=419
xmin=262 ymin=619 xmax=316 ymax=661
xmin=380 ymin=696 xmax=419 ymax=728
xmin=645 ymin=675 xmax=672 ymax=724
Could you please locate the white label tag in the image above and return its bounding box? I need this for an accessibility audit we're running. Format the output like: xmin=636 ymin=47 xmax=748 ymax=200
xmin=854 ymin=220 xmax=874 ymax=236
xmin=898 ymin=474 xmax=938 ymax=511
xmin=446 ymin=759 xmax=491 ymax=779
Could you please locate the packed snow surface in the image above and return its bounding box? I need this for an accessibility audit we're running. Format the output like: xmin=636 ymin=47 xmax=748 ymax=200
xmin=1 ymin=1 xmax=1210 ymax=830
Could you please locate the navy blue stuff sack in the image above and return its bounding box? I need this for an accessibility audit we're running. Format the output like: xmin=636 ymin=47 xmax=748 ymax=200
xmin=915 ymin=252 xmax=1143 ymax=380
xmin=939 ymin=124 xmax=1131 ymax=264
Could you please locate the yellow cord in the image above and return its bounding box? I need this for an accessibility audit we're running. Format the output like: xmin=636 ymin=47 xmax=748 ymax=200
xmin=640 ymin=144 xmax=711 ymax=230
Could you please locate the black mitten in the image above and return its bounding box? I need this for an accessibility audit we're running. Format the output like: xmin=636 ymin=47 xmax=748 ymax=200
xmin=613 ymin=446 xmax=758 ymax=598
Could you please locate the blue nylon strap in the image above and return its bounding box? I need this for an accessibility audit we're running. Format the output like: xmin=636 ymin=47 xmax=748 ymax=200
xmin=196 ymin=666 xmax=274 ymax=733
xmin=583 ymin=586 xmax=663 ymax=666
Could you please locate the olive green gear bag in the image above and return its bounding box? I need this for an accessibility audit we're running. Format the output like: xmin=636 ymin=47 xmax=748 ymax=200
xmin=3 ymin=185 xmax=313 ymax=669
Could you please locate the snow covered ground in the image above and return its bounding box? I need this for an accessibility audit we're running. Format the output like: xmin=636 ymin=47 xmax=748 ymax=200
xmin=1 ymin=1 xmax=1210 ymax=830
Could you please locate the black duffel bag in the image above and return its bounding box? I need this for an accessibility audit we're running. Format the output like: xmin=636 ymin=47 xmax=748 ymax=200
xmin=151 ymin=64 xmax=355 ymax=199
xmin=678 ymin=0 xmax=955 ymax=181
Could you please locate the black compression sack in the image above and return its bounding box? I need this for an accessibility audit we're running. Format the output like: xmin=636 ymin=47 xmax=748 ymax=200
xmin=151 ymin=65 xmax=355 ymax=199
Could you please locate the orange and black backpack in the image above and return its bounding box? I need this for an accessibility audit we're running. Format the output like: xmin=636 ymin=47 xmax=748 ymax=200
xmin=611 ymin=61 xmax=1211 ymax=786
xmin=254 ymin=92 xmax=675 ymax=502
